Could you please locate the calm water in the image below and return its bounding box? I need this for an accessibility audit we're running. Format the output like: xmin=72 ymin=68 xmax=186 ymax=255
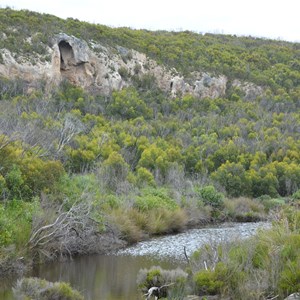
xmin=0 ymin=222 xmax=269 ymax=300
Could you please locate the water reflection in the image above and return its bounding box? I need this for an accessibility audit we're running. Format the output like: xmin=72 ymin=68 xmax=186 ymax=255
xmin=32 ymin=255 xmax=175 ymax=300
xmin=0 ymin=222 xmax=269 ymax=300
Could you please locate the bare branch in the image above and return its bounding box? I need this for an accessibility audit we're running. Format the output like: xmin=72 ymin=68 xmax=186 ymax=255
xmin=28 ymin=197 xmax=101 ymax=259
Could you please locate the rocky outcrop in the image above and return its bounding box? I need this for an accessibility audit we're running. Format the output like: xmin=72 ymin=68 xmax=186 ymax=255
xmin=0 ymin=33 xmax=263 ymax=100
xmin=232 ymin=79 xmax=264 ymax=100
xmin=193 ymin=73 xmax=227 ymax=99
xmin=0 ymin=48 xmax=52 ymax=85
xmin=51 ymin=33 xmax=95 ymax=88
xmin=285 ymin=293 xmax=300 ymax=300
xmin=167 ymin=73 xmax=227 ymax=99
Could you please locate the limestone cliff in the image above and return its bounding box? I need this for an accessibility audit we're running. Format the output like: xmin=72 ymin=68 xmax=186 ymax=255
xmin=0 ymin=33 xmax=263 ymax=99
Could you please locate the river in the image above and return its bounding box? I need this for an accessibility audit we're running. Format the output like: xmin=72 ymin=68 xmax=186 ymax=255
xmin=0 ymin=222 xmax=269 ymax=300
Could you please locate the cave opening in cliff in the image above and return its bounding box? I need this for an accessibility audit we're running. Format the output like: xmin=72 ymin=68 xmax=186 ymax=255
xmin=58 ymin=40 xmax=75 ymax=70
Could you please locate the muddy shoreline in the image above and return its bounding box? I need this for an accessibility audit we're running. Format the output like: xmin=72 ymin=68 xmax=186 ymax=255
xmin=0 ymin=216 xmax=267 ymax=280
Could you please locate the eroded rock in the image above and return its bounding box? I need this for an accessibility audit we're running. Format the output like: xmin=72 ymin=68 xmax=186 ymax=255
xmin=0 ymin=33 xmax=264 ymax=100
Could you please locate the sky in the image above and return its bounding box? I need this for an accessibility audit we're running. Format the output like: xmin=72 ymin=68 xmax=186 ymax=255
xmin=0 ymin=0 xmax=299 ymax=42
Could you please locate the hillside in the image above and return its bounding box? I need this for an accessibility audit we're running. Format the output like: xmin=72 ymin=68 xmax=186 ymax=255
xmin=0 ymin=7 xmax=300 ymax=272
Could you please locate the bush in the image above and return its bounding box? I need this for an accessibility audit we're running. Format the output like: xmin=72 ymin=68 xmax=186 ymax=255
xmin=145 ymin=208 xmax=187 ymax=235
xmin=291 ymin=189 xmax=300 ymax=206
xmin=118 ymin=66 xmax=130 ymax=79
xmin=257 ymin=195 xmax=285 ymax=212
xmin=136 ymin=167 xmax=156 ymax=187
xmin=110 ymin=208 xmax=144 ymax=243
xmin=193 ymin=268 xmax=224 ymax=295
xmin=223 ymin=197 xmax=265 ymax=221
xmin=111 ymin=206 xmax=187 ymax=242
xmin=0 ymin=199 xmax=39 ymax=251
xmin=198 ymin=185 xmax=224 ymax=209
xmin=278 ymin=260 xmax=300 ymax=295
xmin=100 ymin=151 xmax=130 ymax=192
xmin=137 ymin=265 xmax=188 ymax=296
xmin=135 ymin=187 xmax=178 ymax=211
xmin=13 ymin=277 xmax=84 ymax=300
xmin=108 ymin=87 xmax=151 ymax=119
xmin=189 ymin=208 xmax=300 ymax=299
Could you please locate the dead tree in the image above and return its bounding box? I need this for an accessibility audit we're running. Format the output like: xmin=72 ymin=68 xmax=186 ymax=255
xmin=27 ymin=197 xmax=101 ymax=260
xmin=144 ymin=283 xmax=175 ymax=300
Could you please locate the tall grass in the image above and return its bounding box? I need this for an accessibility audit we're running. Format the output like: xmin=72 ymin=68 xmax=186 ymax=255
xmin=189 ymin=209 xmax=300 ymax=299
xmin=110 ymin=207 xmax=187 ymax=242
xmin=223 ymin=197 xmax=266 ymax=221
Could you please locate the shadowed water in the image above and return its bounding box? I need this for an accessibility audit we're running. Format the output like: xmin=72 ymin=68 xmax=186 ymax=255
xmin=0 ymin=222 xmax=269 ymax=300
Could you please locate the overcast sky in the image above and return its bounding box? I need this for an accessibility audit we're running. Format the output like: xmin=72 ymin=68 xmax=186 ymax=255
xmin=0 ymin=0 xmax=299 ymax=42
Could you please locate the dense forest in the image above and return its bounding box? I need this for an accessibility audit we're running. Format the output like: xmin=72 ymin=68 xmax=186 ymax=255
xmin=0 ymin=7 xmax=300 ymax=299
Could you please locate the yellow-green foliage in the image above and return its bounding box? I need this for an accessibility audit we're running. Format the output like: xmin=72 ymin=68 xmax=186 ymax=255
xmin=108 ymin=87 xmax=152 ymax=119
xmin=0 ymin=136 xmax=65 ymax=200
xmin=190 ymin=209 xmax=300 ymax=299
xmin=193 ymin=266 xmax=224 ymax=295
xmin=111 ymin=206 xmax=187 ymax=242
xmin=223 ymin=197 xmax=265 ymax=221
xmin=110 ymin=208 xmax=144 ymax=243
xmin=1 ymin=8 xmax=299 ymax=93
xmin=0 ymin=199 xmax=39 ymax=252
xmin=13 ymin=277 xmax=84 ymax=300
xmin=1 ymin=72 xmax=300 ymax=199
xmin=0 ymin=6 xmax=300 ymax=267
xmin=135 ymin=187 xmax=179 ymax=211
xmin=197 ymin=185 xmax=224 ymax=209
xmin=137 ymin=265 xmax=188 ymax=293
xmin=136 ymin=167 xmax=156 ymax=187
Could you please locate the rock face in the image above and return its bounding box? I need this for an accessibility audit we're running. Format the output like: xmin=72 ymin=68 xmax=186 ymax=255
xmin=232 ymin=79 xmax=264 ymax=100
xmin=193 ymin=73 xmax=227 ymax=99
xmin=285 ymin=293 xmax=300 ymax=300
xmin=51 ymin=33 xmax=95 ymax=87
xmin=0 ymin=33 xmax=263 ymax=100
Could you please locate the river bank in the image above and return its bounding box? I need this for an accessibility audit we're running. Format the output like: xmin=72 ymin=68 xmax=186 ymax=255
xmin=0 ymin=222 xmax=269 ymax=300
xmin=0 ymin=200 xmax=269 ymax=279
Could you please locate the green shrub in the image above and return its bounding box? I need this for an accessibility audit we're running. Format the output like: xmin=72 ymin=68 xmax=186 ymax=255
xmin=13 ymin=277 xmax=84 ymax=300
xmin=193 ymin=268 xmax=223 ymax=295
xmin=137 ymin=265 xmax=188 ymax=296
xmin=111 ymin=205 xmax=187 ymax=241
xmin=135 ymin=187 xmax=178 ymax=211
xmin=0 ymin=199 xmax=39 ymax=250
xmin=260 ymin=197 xmax=286 ymax=212
xmin=105 ymin=194 xmax=121 ymax=209
xmin=251 ymin=241 xmax=270 ymax=268
xmin=136 ymin=167 xmax=156 ymax=187
xmin=189 ymin=208 xmax=300 ymax=299
xmin=110 ymin=208 xmax=144 ymax=242
xmin=198 ymin=185 xmax=224 ymax=209
xmin=282 ymin=208 xmax=300 ymax=232
xmin=291 ymin=189 xmax=300 ymax=206
xmin=146 ymin=208 xmax=187 ymax=234
xmin=54 ymin=174 xmax=99 ymax=205
xmin=280 ymin=234 xmax=300 ymax=262
xmin=278 ymin=260 xmax=300 ymax=296
xmin=223 ymin=197 xmax=265 ymax=221
xmin=292 ymin=190 xmax=300 ymax=200
xmin=118 ymin=66 xmax=130 ymax=79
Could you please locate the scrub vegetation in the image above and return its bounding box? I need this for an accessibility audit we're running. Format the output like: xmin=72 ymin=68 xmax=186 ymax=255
xmin=138 ymin=208 xmax=300 ymax=299
xmin=0 ymin=7 xmax=299 ymax=298
xmin=13 ymin=277 xmax=84 ymax=300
